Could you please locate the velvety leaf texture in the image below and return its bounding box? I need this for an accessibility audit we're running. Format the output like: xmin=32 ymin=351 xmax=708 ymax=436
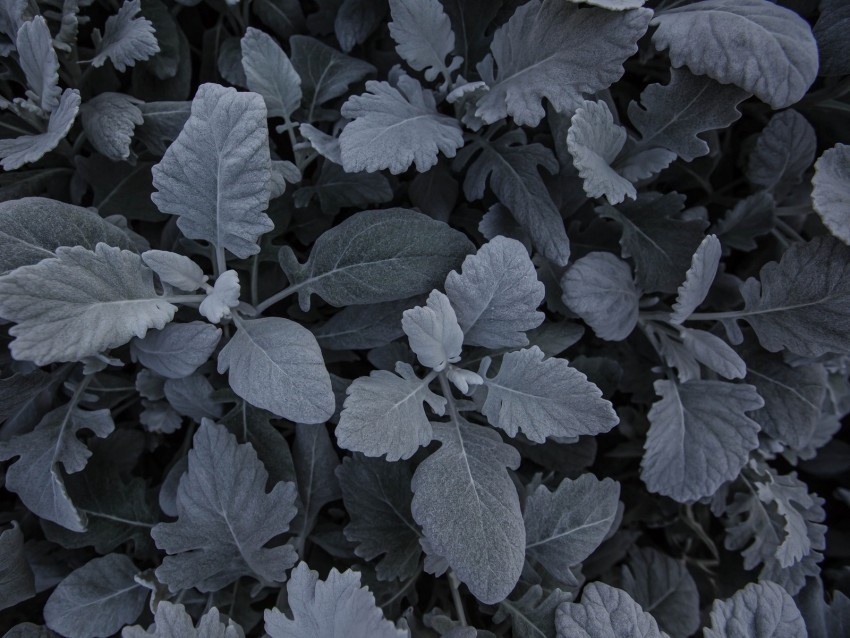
xmin=16 ymin=16 xmax=61 ymax=113
xmin=555 ymin=582 xmax=670 ymax=638
xmin=0 ymin=88 xmax=80 ymax=171
xmin=670 ymin=234 xmax=722 ymax=324
xmin=747 ymin=109 xmax=816 ymax=191
xmin=812 ymin=143 xmax=850 ymax=245
xmin=703 ymin=580 xmax=806 ymax=638
xmin=388 ymin=0 xmax=458 ymax=84
xmin=403 ymin=290 xmax=464 ymax=372
xmin=79 ymin=93 xmax=144 ymax=161
xmin=0 ymin=523 xmax=35 ymax=612
xmin=130 ymin=321 xmax=221 ymax=379
xmin=241 ymin=26 xmax=301 ymax=119
xmin=91 ymin=0 xmax=159 ymax=72
xmin=122 ymin=602 xmax=243 ymax=638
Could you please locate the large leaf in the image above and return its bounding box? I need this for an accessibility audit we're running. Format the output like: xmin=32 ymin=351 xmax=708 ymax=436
xmin=339 ymin=75 xmax=463 ymax=174
xmin=641 ymin=379 xmax=763 ymax=502
xmin=241 ymin=27 xmax=301 ymax=120
xmin=0 ymin=243 xmax=176 ymax=365
xmin=812 ymin=143 xmax=850 ymax=245
xmin=411 ymin=418 xmax=524 ymax=604
xmin=151 ymin=421 xmax=299 ymax=592
xmin=474 ymin=0 xmax=652 ymax=126
xmin=16 ymin=16 xmax=61 ymax=113
xmin=704 ymin=581 xmax=806 ymax=638
xmin=122 ymin=602 xmax=243 ymax=638
xmin=555 ymin=582 xmax=670 ymax=638
xmin=0 ymin=88 xmax=80 ymax=171
xmin=265 ymin=562 xmax=406 ymax=638
xmin=151 ymin=83 xmax=274 ymax=259
xmin=91 ymin=0 xmax=159 ymax=71
xmin=217 ymin=317 xmax=334 ymax=424
xmin=130 ymin=321 xmax=221 ymax=379
xmin=388 ymin=0 xmax=459 ymax=83
xmin=650 ymin=0 xmax=818 ymax=109
xmin=278 ymin=207 xmax=472 ymax=311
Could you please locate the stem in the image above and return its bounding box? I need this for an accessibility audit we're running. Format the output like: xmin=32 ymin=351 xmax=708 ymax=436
xmin=214 ymin=246 xmax=227 ymax=279
xmin=255 ymin=283 xmax=300 ymax=314
xmin=380 ymin=569 xmax=420 ymax=608
xmin=79 ymin=509 xmax=155 ymax=528
xmin=162 ymin=294 xmax=208 ymax=304
xmin=447 ymin=571 xmax=468 ymax=627
xmin=774 ymin=217 xmax=804 ymax=243
xmin=250 ymin=254 xmax=260 ymax=307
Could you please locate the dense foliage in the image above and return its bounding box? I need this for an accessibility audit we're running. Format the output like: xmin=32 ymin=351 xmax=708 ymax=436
xmin=0 ymin=0 xmax=849 ymax=636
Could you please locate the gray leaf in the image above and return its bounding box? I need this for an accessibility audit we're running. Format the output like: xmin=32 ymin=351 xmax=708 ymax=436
xmin=388 ymin=0 xmax=459 ymax=83
xmin=314 ymin=298 xmax=413 ymax=350
xmin=493 ymin=585 xmax=571 ymax=638
xmin=713 ymin=192 xmax=776 ymax=252
xmin=140 ymin=249 xmax=205 ymax=291
xmin=151 ymin=83 xmax=274 ymax=259
xmin=747 ymin=109 xmax=816 ymax=192
xmin=0 ymin=243 xmax=176 ymax=365
xmin=241 ymin=27 xmax=301 ymax=120
xmin=293 ymin=423 xmax=340 ymax=541
xmin=131 ymin=322 xmax=220 ymax=379
xmin=163 ymin=373 xmax=222 ymax=422
xmin=0 ymin=523 xmax=35 ymax=612
xmin=679 ymin=328 xmax=746 ymax=380
xmin=812 ymin=143 xmax=850 ymax=245
xmin=814 ymin=5 xmax=850 ymax=77
xmin=704 ymin=581 xmax=806 ymax=638
xmin=555 ymin=582 xmax=669 ymax=638
xmin=136 ymin=101 xmax=191 ymax=156
xmin=670 ymin=234 xmax=721 ymax=324
xmin=151 ymin=421 xmax=299 ymax=592
xmin=641 ymin=379 xmax=763 ymax=503
xmin=217 ymin=317 xmax=334 ymax=424
xmin=278 ymin=207 xmax=472 ymax=312
xmin=44 ymin=554 xmax=146 ymax=638
xmin=402 ymin=290 xmax=464 ymax=371
xmin=650 ymin=0 xmax=818 ymax=109
xmin=0 ymin=88 xmax=79 ymax=171
xmin=79 ymin=92 xmax=144 ymax=161
xmin=91 ymin=0 xmax=159 ymax=72
xmin=334 ymin=0 xmax=388 ymax=52
xmin=16 ymin=16 xmax=61 ymax=113
xmin=122 ymin=601 xmax=244 ymax=637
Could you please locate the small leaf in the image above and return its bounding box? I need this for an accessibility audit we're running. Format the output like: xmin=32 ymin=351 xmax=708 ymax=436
xmin=402 ymin=290 xmax=463 ymax=372
xmin=151 ymin=421 xmax=299 ymax=592
xmin=91 ymin=0 xmax=159 ymax=72
xmin=130 ymin=321 xmax=221 ymax=379
xmin=0 ymin=523 xmax=35 ymax=612
xmin=0 ymin=243 xmax=176 ymax=365
xmin=339 ymin=75 xmax=464 ymax=174
xmin=198 ymin=270 xmax=240 ymax=324
xmin=79 ymin=93 xmax=144 ymax=161
xmin=812 ymin=143 xmax=850 ymax=245
xmin=0 ymin=88 xmax=80 ymax=171
xmin=122 ymin=601 xmax=244 ymax=637
xmin=241 ymin=26 xmax=301 ymax=120
xmin=650 ymin=0 xmax=818 ymax=109
xmin=670 ymin=234 xmax=722 ymax=323
xmin=16 ymin=16 xmax=61 ymax=113
xmin=679 ymin=328 xmax=746 ymax=380
xmin=265 ymin=562 xmax=406 ymax=638
xmin=140 ymin=249 xmax=205 ymax=291
xmin=747 ymin=109 xmax=816 ymax=191
xmin=704 ymin=581 xmax=806 ymax=638
xmin=388 ymin=0 xmax=459 ymax=84
xmin=163 ymin=373 xmax=221 ymax=422
xmin=555 ymin=582 xmax=669 ymax=638
xmin=217 ymin=317 xmax=334 ymax=424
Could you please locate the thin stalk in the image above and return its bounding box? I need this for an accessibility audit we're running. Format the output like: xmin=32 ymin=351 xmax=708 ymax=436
xmin=255 ymin=283 xmax=300 ymax=314
xmin=447 ymin=570 xmax=468 ymax=627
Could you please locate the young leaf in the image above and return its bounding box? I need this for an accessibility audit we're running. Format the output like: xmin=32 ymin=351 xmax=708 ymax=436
xmin=479 ymin=346 xmax=619 ymax=442
xmin=474 ymin=0 xmax=652 ymax=126
xmin=703 ymin=581 xmax=806 ymax=638
xmin=0 ymin=197 xmax=136 ymax=275
xmin=411 ymin=419 xmax=524 ymax=604
xmin=91 ymin=0 xmax=159 ymax=72
xmin=641 ymin=379 xmax=763 ymax=502
xmin=151 ymin=421 xmax=299 ymax=592
xmin=812 ymin=143 xmax=850 ymax=245
xmin=747 ymin=109 xmax=816 ymax=191
xmin=670 ymin=234 xmax=722 ymax=324
xmin=0 ymin=88 xmax=80 ymax=171
xmin=0 ymin=244 xmax=176 ymax=365
xmin=402 ymin=290 xmax=463 ymax=372
xmin=241 ymin=27 xmax=301 ymax=120
xmin=650 ymin=0 xmax=818 ymax=109
xmin=122 ymin=601 xmax=244 ymax=638
xmin=198 ymin=270 xmax=240 ymax=324
xmin=277 ymin=207 xmax=472 ymax=311
xmin=525 ymin=474 xmax=621 ymax=585
xmin=130 ymin=321 xmax=221 ymax=379
xmin=339 ymin=75 xmax=463 ymax=174
xmin=265 ymin=562 xmax=407 ymax=638
xmin=16 ymin=16 xmax=61 ymax=113
xmin=567 ymin=100 xmax=636 ymax=205
xmin=627 ymin=69 xmax=749 ymax=162
xmin=444 ymin=236 xmax=544 ymax=349
xmin=217 ymin=317 xmax=334 ymax=424
xmin=79 ymin=93 xmax=144 ymax=161
xmin=561 ymin=252 xmax=640 ymax=341
xmin=337 ymin=455 xmax=421 ymax=581
xmin=44 ymin=554 xmax=146 ymax=638
xmin=337 ymin=362 xmax=445 ymax=461
xmin=140 ymin=249 xmax=205 ymax=291
xmin=388 ymin=0 xmax=460 ymax=84
xmin=555 ymin=582 xmax=669 ymax=638
xmin=0 ymin=523 xmax=35 ymax=612
xmin=151 ymin=83 xmax=274 ymax=259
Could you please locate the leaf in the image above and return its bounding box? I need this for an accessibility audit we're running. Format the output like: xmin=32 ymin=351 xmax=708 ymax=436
xmin=277 ymin=207 xmax=472 ymax=311
xmin=337 ymin=362 xmax=446 ymax=461
xmin=525 ymin=474 xmax=621 ymax=584
xmin=713 ymin=191 xmax=775 ymax=252
xmin=252 ymin=0 xmax=305 ymax=40
xmin=0 ymin=197 xmax=136 ymax=275
xmin=292 ymin=423 xmax=341 ymax=541
xmin=0 ymin=243 xmax=177 ymax=365
xmin=265 ymin=562 xmax=406 ymax=638
xmin=241 ymin=27 xmax=301 ymax=120
xmin=151 ymin=83 xmax=274 ymax=259
xmin=339 ymin=75 xmax=463 ymax=174
xmin=130 ymin=321 xmax=221 ymax=379
xmin=0 ymin=523 xmax=35 ymax=612
xmin=567 ymin=100 xmax=636 ymax=205
xmin=479 ymin=346 xmax=618 ymax=442
xmin=561 ymin=252 xmax=640 ymax=341
xmin=79 ymin=93 xmax=144 ymax=161
xmin=459 ymin=130 xmax=570 ymax=266
xmin=198 ymin=270 xmax=240 ymax=324
xmin=91 ymin=0 xmax=159 ymax=72
xmin=388 ymin=0 xmax=460 ymax=83
xmin=151 ymin=421 xmax=299 ymax=592
xmin=140 ymin=249 xmax=205 ymax=291
xmin=736 ymin=236 xmax=850 ymax=357
xmin=314 ymin=298 xmax=412 ymax=350
xmin=493 ymin=585 xmax=571 ymax=638
xmin=337 ymin=455 xmax=421 ymax=581
xmin=812 ymin=143 xmax=850 ymax=245
xmin=217 ymin=317 xmax=334 ymax=424
xmin=0 ymin=88 xmax=80 ymax=171
xmin=598 ymin=192 xmax=708 ymax=293
xmin=641 ymin=379 xmax=763 ymax=502
xmin=670 ymin=234 xmax=721 ymax=323
xmin=122 ymin=601 xmax=244 ymax=638
xmin=334 ymin=0 xmax=388 ymax=52
xmin=411 ymin=418 xmax=524 ymax=604
xmin=555 ymin=582 xmax=670 ymax=638
xmin=290 ymin=35 xmax=375 ymax=121
xmin=679 ymin=328 xmax=746 ymax=380
xmin=813 ymin=5 xmax=850 ymax=77
xmin=444 ymin=236 xmax=544 ymax=349
xmin=293 ymin=160 xmax=393 ymax=215
xmin=163 ymin=373 xmax=222 ymax=422
xmin=136 ymin=101 xmax=191 ymax=156
xmin=474 ymin=0 xmax=651 ymax=126
xmin=627 ymin=69 xmax=749 ymax=162
xmin=402 ymin=290 xmax=463 ymax=371
xmin=703 ymin=581 xmax=806 ymax=638
xmin=16 ymin=16 xmax=61 ymax=113
xmin=620 ymin=548 xmax=700 ymax=638
xmin=747 ymin=109 xmax=816 ymax=191
xmin=650 ymin=0 xmax=818 ymax=109
xmin=140 ymin=0 xmax=180 ymax=80
xmin=756 ymin=471 xmax=823 ymax=568
xmin=43 ymin=554 xmax=147 ymax=638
